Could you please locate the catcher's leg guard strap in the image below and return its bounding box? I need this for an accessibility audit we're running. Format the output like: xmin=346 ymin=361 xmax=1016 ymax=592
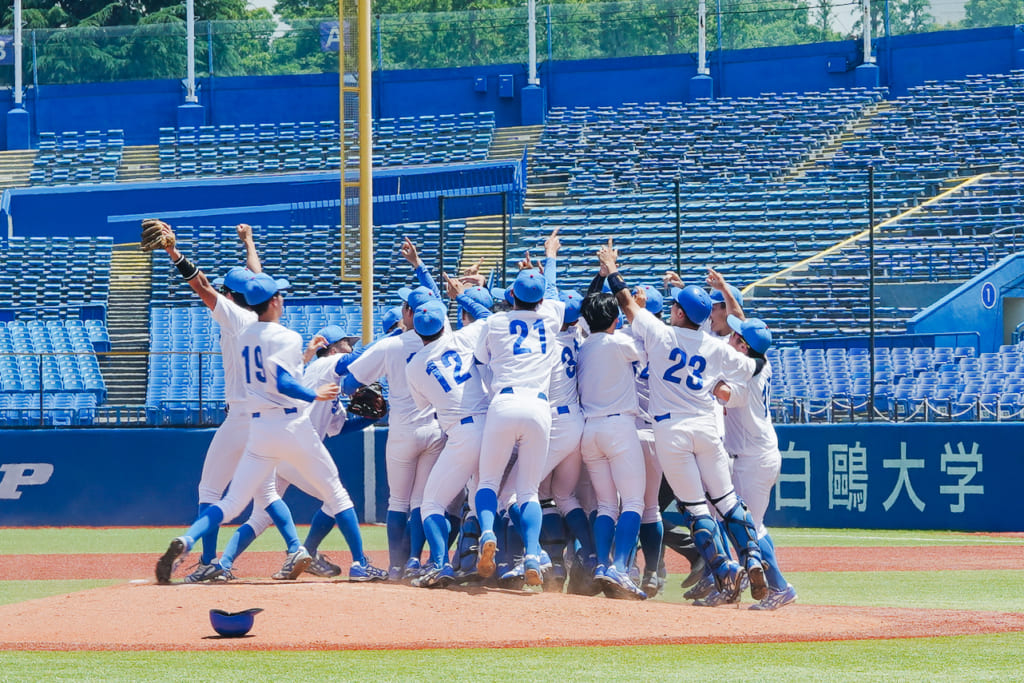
xmin=456 ymin=514 xmax=481 ymax=573
xmin=718 ymin=500 xmax=763 ymax=566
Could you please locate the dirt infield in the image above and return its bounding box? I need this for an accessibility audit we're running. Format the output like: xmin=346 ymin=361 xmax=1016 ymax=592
xmin=2 ymin=545 xmax=1024 ymax=651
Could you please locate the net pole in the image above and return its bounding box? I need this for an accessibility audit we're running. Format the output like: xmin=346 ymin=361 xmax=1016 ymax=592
xmin=358 ymin=0 xmax=375 ymax=345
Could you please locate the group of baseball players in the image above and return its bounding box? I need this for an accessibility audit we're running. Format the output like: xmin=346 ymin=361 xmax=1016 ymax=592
xmin=151 ymin=222 xmax=796 ymax=611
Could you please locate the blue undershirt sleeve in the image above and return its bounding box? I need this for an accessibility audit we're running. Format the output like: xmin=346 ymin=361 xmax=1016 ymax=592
xmin=275 ymin=366 xmax=318 ymax=403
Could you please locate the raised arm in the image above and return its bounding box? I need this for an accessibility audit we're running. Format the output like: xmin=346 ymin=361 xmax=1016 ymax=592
xmin=446 ymin=272 xmax=491 ymax=320
xmin=154 ymin=220 xmax=221 ymax=311
xmin=542 ymin=227 xmax=560 ymax=298
xmin=401 ymin=236 xmax=442 ymax=298
xmin=237 ymin=223 xmax=262 ymax=274
xmin=706 ymin=267 xmax=744 ymax=320
xmin=598 ymin=239 xmax=643 ymax=324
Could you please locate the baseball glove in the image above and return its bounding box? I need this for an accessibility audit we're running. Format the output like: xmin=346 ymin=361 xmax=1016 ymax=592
xmin=140 ymin=218 xmax=174 ymax=251
xmin=347 ymin=382 xmax=388 ymax=419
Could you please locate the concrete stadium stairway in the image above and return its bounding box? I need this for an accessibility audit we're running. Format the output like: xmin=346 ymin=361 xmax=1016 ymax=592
xmin=0 ymin=149 xmax=36 ymax=192
xmin=457 ymin=125 xmax=547 ymax=279
xmin=781 ymin=101 xmax=893 ymax=183
xmin=117 ymin=145 xmax=161 ymax=182
xmin=99 ymin=245 xmax=152 ymax=413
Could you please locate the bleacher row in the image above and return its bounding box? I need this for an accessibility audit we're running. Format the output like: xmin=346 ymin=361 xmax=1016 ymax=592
xmin=30 ymin=129 xmax=124 ymax=186
xmin=156 ymin=112 xmax=495 ymax=180
xmin=769 ymin=343 xmax=1024 ymax=423
xmin=0 ymin=236 xmax=113 ymax=319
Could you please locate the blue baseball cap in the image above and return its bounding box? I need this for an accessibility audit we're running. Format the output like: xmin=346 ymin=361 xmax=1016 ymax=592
xmin=244 ymin=273 xmax=290 ymax=306
xmin=490 ymin=286 xmax=514 ymax=305
xmin=412 ymin=300 xmax=448 ymax=336
xmin=727 ymin=315 xmax=772 ymax=354
xmin=316 ymin=324 xmax=358 ymax=346
xmin=512 ymin=269 xmax=545 ymax=304
xmin=559 ymin=289 xmax=583 ymax=324
xmin=461 ymin=285 xmax=494 ymax=311
xmin=670 ymin=285 xmax=712 ymax=324
xmin=398 ymin=285 xmax=438 ymax=311
xmin=637 ymin=285 xmax=664 ymax=314
xmin=709 ymin=284 xmax=744 ymax=309
xmin=213 ymin=266 xmax=254 ymax=292
xmin=381 ymin=305 xmax=403 ymax=334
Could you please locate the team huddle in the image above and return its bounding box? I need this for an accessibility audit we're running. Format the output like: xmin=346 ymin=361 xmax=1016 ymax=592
xmin=147 ymin=220 xmax=796 ymax=610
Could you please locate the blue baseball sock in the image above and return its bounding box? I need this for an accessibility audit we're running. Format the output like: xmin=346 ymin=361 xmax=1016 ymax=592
xmin=385 ymin=510 xmax=409 ymax=569
xmin=303 ymin=509 xmax=336 ymax=557
xmin=612 ymin=511 xmax=642 ymax=571
xmin=408 ymin=508 xmax=426 ymax=564
xmin=184 ymin=505 xmax=224 ymax=551
xmin=197 ymin=502 xmax=219 ymax=564
xmin=423 ymin=513 xmax=451 ymax=567
xmin=446 ymin=511 xmax=462 ymax=548
xmin=265 ymin=499 xmax=301 ymax=554
xmin=758 ymin=534 xmax=787 ymax=591
xmin=218 ymin=522 xmax=256 ymax=570
xmin=540 ymin=509 xmax=566 ymax=563
xmin=564 ymin=508 xmax=596 ymax=560
xmin=475 ymin=488 xmax=498 ymax=536
xmin=519 ymin=500 xmax=543 ymax=558
xmin=593 ymin=514 xmax=615 ymax=567
xmin=335 ymin=507 xmax=367 ymax=565
xmin=638 ymin=520 xmax=663 ymax=573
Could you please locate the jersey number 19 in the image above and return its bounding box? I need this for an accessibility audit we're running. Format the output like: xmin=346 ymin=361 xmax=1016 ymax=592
xmin=241 ymin=345 xmax=266 ymax=384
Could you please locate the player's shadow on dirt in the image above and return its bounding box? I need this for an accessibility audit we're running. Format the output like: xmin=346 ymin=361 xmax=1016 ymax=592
xmin=202 ymin=634 xmax=257 ymax=640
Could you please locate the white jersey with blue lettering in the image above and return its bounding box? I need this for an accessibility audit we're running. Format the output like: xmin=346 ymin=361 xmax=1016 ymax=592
xmin=236 ymin=321 xmax=308 ymax=413
xmin=303 ymin=354 xmax=347 ymax=439
xmin=407 ymin=325 xmax=489 ymax=433
xmin=210 ymin=294 xmax=258 ymax=409
xmin=723 ymin=359 xmax=777 ymax=457
xmin=474 ymin=298 xmax=565 ymax=395
xmin=347 ymin=329 xmax=433 ymax=428
xmin=547 ymin=327 xmax=582 ymax=410
xmin=630 ymin=309 xmax=755 ymax=427
xmin=577 ymin=330 xmax=644 ymax=419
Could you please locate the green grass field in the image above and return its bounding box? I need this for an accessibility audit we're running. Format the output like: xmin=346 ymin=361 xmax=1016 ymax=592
xmin=1 ymin=527 xmax=1022 ymax=682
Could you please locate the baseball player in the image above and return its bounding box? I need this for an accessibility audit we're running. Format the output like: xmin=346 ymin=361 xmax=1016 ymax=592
xmin=342 ymin=273 xmax=447 ymax=580
xmin=151 ymin=221 xmax=310 ymax=583
xmin=213 ymin=325 xmax=378 ymax=580
xmin=598 ymin=240 xmax=768 ymax=604
xmin=577 ymin=289 xmax=647 ymax=599
xmin=156 ymin=272 xmax=386 ymax=584
xmin=473 ymin=230 xmax=565 ymax=586
xmin=405 ymin=281 xmax=493 ymax=587
xmin=720 ymin=316 xmax=797 ymax=610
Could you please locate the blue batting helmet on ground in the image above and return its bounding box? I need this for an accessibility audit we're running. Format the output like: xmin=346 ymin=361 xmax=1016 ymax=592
xmin=209 ymin=608 xmax=263 ymax=637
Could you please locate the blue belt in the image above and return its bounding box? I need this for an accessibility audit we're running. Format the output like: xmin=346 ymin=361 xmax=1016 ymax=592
xmin=654 ymin=413 xmax=671 ymax=422
xmin=556 ymin=405 xmax=570 ymax=415
xmin=252 ymin=407 xmax=298 ymax=419
xmin=460 ymin=416 xmax=474 ymax=425
xmin=499 ymin=387 xmax=548 ymax=401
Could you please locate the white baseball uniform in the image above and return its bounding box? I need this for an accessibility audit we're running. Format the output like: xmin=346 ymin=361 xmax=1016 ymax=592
xmin=212 ymin=321 xmax=354 ymax=524
xmin=197 ymin=295 xmax=257 ymax=504
xmin=474 ymin=298 xmax=565 ymax=506
xmin=577 ymin=329 xmax=646 ymax=519
xmin=348 ymin=329 xmax=445 ymax=516
xmin=723 ymin=358 xmax=779 ymax=538
xmin=542 ymin=326 xmax=586 ymax=515
xmin=407 ymin=321 xmax=490 ymax=521
xmin=629 ymin=309 xmax=756 ymax=511
xmin=626 ymin=338 xmax=664 ymax=527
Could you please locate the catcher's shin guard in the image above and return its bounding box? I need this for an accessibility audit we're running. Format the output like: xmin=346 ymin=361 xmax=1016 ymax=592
xmin=540 ymin=500 xmax=567 ymax=592
xmin=689 ymin=513 xmax=741 ymax=595
xmin=719 ymin=500 xmax=768 ymax=601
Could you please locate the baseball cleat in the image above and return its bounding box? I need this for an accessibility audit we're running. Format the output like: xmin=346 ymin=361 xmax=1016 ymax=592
xmin=693 ymin=588 xmax=741 ymax=607
xmin=543 ymin=563 xmax=566 ymax=593
xmin=272 ymin=546 xmax=312 ymax=580
xmin=477 ymin=531 xmax=498 ymax=578
xmin=523 ymin=555 xmax=544 ymax=587
xmin=746 ymin=561 xmax=768 ymax=601
xmin=598 ymin=565 xmax=647 ymax=600
xmin=183 ymin=561 xmax=225 ymax=584
xmin=749 ymin=583 xmax=797 ymax=611
xmin=683 ymin=571 xmax=716 ymax=601
xmin=641 ymin=570 xmax=663 ymax=598
xmin=714 ymin=562 xmax=745 ymax=603
xmin=155 ymin=536 xmax=188 ymax=585
xmin=681 ymin=555 xmax=706 ymax=589
xmin=349 ymin=560 xmax=389 ymax=582
xmin=305 ymin=552 xmax=342 ymax=578
xmin=414 ymin=563 xmax=456 ymax=588
xmin=401 ymin=558 xmax=422 ymax=583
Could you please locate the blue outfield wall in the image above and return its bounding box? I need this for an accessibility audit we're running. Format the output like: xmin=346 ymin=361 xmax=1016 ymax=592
xmin=0 ymin=423 xmax=1018 ymax=530
xmin=0 ymin=26 xmax=1019 ymax=147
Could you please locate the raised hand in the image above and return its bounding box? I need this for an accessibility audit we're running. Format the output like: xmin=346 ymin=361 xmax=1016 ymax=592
xmin=663 ymin=270 xmax=684 ymax=288
xmin=236 ymin=223 xmax=253 ymax=243
xmin=544 ymin=227 xmax=561 ymax=258
xmin=443 ymin=272 xmax=465 ymax=298
xmin=400 ymin=236 xmax=421 ymax=267
xmin=597 ymin=238 xmax=618 ymax=274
